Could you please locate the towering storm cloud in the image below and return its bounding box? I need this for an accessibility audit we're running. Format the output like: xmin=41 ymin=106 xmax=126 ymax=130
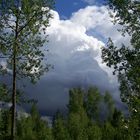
xmin=1 ymin=5 xmax=129 ymax=115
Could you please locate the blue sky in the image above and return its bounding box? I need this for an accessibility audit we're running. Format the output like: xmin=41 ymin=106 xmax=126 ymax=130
xmin=55 ymin=0 xmax=86 ymax=18
xmin=55 ymin=0 xmax=106 ymax=18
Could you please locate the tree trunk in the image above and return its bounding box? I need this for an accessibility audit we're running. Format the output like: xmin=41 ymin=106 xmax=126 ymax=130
xmin=11 ymin=13 xmax=18 ymax=140
xmin=11 ymin=54 xmax=16 ymax=140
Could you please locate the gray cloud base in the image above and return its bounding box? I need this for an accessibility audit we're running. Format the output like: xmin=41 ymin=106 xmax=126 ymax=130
xmin=1 ymin=6 xmax=129 ymax=115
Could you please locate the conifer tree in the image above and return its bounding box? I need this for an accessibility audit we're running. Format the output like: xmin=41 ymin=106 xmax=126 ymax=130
xmin=53 ymin=112 xmax=70 ymax=140
xmin=68 ymin=88 xmax=89 ymax=140
xmin=84 ymin=87 xmax=102 ymax=121
xmin=17 ymin=104 xmax=53 ymax=140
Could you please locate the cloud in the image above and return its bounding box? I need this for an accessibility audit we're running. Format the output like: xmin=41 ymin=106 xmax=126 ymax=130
xmin=71 ymin=6 xmax=130 ymax=46
xmin=0 ymin=6 xmax=129 ymax=115
xmin=0 ymin=60 xmax=12 ymax=74
xmin=22 ymin=5 xmax=130 ymax=115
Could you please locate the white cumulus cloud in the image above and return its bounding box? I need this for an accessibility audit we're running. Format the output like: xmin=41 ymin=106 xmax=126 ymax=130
xmin=25 ymin=6 xmax=129 ymax=114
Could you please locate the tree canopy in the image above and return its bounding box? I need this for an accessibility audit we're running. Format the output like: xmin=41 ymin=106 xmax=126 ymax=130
xmin=0 ymin=0 xmax=54 ymax=139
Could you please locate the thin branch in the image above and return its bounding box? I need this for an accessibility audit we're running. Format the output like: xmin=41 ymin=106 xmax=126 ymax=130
xmin=6 ymin=23 xmax=15 ymax=31
xmin=17 ymin=12 xmax=37 ymax=34
xmin=18 ymin=10 xmax=44 ymax=35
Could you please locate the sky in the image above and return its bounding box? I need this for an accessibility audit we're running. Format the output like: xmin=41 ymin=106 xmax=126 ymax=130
xmin=55 ymin=0 xmax=106 ymax=18
xmin=1 ymin=0 xmax=130 ymax=115
xmin=23 ymin=0 xmax=130 ymax=115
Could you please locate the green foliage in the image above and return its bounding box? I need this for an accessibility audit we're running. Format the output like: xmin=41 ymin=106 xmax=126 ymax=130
xmin=84 ymin=87 xmax=102 ymax=120
xmin=111 ymin=108 xmax=123 ymax=127
xmin=0 ymin=1 xmax=54 ymax=138
xmin=53 ymin=112 xmax=70 ymax=140
xmin=0 ymin=84 xmax=11 ymax=103
xmin=16 ymin=104 xmax=53 ymax=140
xmin=68 ymin=88 xmax=85 ymax=113
xmin=102 ymin=1 xmax=140 ymax=139
xmin=109 ymin=0 xmax=140 ymax=37
xmin=102 ymin=39 xmax=140 ymax=108
xmin=0 ymin=0 xmax=54 ymax=82
xmin=0 ymin=83 xmax=34 ymax=106
xmin=68 ymin=88 xmax=89 ymax=140
xmin=67 ymin=87 xmax=125 ymax=140
xmin=0 ymin=86 xmax=139 ymax=140
xmin=104 ymin=92 xmax=115 ymax=120
xmin=87 ymin=123 xmax=102 ymax=140
xmin=102 ymin=0 xmax=140 ymax=113
xmin=0 ymin=109 xmax=11 ymax=140
xmin=102 ymin=122 xmax=115 ymax=140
